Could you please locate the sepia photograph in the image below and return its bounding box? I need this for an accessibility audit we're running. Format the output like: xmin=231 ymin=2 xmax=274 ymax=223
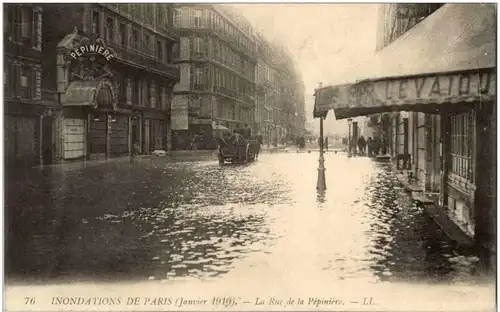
xmin=3 ymin=2 xmax=497 ymax=311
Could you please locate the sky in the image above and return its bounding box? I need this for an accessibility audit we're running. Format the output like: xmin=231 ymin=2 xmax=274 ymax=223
xmin=232 ymin=4 xmax=380 ymax=135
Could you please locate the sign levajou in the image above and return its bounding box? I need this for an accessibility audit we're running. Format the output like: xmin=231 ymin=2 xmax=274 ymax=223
xmin=70 ymin=44 xmax=116 ymax=61
xmin=326 ymin=71 xmax=496 ymax=110
xmin=377 ymin=71 xmax=495 ymax=103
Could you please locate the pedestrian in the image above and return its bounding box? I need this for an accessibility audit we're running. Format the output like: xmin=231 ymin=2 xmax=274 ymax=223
xmin=373 ymin=137 xmax=380 ymax=156
xmin=133 ymin=140 xmax=141 ymax=156
xmin=358 ymin=136 xmax=366 ymax=156
xmin=324 ymin=137 xmax=329 ymax=152
xmin=367 ymin=137 xmax=373 ymax=157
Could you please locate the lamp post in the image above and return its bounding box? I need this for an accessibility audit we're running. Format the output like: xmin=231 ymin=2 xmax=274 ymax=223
xmin=317 ymin=115 xmax=326 ymax=191
xmin=316 ymin=82 xmax=326 ymax=191
xmin=347 ymin=118 xmax=353 ymax=158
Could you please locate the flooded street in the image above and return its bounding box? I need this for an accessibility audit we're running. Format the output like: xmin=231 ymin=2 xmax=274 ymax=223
xmin=6 ymin=152 xmax=488 ymax=286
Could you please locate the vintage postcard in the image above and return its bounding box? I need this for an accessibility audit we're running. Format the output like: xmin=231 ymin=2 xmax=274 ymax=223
xmin=3 ymin=2 xmax=496 ymax=312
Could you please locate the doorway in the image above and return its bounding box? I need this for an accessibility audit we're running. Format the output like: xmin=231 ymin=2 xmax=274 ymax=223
xmin=42 ymin=117 xmax=53 ymax=165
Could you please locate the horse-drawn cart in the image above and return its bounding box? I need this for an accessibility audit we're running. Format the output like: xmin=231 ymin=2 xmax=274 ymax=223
xmin=217 ymin=130 xmax=261 ymax=165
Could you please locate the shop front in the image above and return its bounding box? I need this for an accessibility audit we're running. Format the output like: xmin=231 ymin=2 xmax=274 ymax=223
xmin=314 ymin=4 xmax=495 ymax=259
xmin=62 ymin=79 xmax=124 ymax=160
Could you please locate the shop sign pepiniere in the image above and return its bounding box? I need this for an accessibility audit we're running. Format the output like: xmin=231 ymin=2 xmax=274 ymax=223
xmin=70 ymin=44 xmax=116 ymax=61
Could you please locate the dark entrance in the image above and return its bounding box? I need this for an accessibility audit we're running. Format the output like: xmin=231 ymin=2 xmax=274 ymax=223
xmin=42 ymin=117 xmax=54 ymax=165
xmin=131 ymin=117 xmax=139 ymax=148
xmin=89 ymin=117 xmax=107 ymax=157
xmin=149 ymin=119 xmax=156 ymax=153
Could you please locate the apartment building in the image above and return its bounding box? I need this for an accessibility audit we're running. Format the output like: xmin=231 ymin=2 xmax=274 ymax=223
xmin=38 ymin=4 xmax=179 ymax=162
xmin=254 ymin=34 xmax=306 ymax=145
xmin=4 ymin=4 xmax=50 ymax=169
xmin=255 ymin=34 xmax=281 ymax=145
xmin=171 ymin=4 xmax=257 ymax=150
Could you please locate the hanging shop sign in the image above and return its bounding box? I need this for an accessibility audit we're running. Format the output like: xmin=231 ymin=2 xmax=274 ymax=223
xmin=315 ymin=70 xmax=496 ymax=116
xmin=358 ymin=71 xmax=496 ymax=107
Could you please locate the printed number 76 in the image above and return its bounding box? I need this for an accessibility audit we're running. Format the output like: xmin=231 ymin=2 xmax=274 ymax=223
xmin=24 ymin=297 xmax=35 ymax=305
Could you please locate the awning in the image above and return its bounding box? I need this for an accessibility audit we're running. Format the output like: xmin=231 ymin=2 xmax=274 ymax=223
xmin=314 ymin=3 xmax=496 ymax=120
xmin=62 ymin=80 xmax=117 ymax=111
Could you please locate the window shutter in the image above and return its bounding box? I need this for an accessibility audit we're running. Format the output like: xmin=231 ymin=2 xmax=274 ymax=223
xmin=14 ymin=64 xmax=21 ymax=97
xmin=33 ymin=67 xmax=40 ymax=100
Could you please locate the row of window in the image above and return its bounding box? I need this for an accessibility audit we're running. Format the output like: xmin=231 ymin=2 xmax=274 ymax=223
xmin=216 ymin=100 xmax=236 ymax=120
xmin=4 ymin=5 xmax=42 ymax=51
xmin=111 ymin=4 xmax=171 ymax=32
xmin=182 ymin=36 xmax=255 ymax=82
xmin=173 ymin=7 xmax=256 ymax=55
xmin=116 ymin=74 xmax=167 ymax=110
xmin=214 ymin=101 xmax=252 ymax=122
xmin=256 ymin=63 xmax=280 ymax=88
xmin=261 ymin=109 xmax=291 ymax=124
xmin=212 ymin=39 xmax=254 ymax=81
xmin=92 ymin=9 xmax=178 ymax=63
xmin=208 ymin=9 xmax=255 ymax=54
xmin=4 ymin=62 xmax=39 ymax=100
xmin=187 ymin=65 xmax=254 ymax=102
xmin=213 ymin=67 xmax=254 ymax=100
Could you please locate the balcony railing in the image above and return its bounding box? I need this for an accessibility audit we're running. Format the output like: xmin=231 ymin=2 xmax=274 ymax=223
xmin=241 ymin=93 xmax=254 ymax=104
xmin=108 ymin=42 xmax=180 ymax=80
xmin=41 ymin=89 xmax=59 ymax=103
xmin=215 ymin=86 xmax=238 ymax=99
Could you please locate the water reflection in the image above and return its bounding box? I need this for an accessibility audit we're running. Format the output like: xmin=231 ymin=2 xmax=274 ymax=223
xmin=5 ymin=154 xmax=486 ymax=284
xmin=316 ymin=189 xmax=327 ymax=205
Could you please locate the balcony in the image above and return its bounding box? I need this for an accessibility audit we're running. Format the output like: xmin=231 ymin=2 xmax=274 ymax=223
xmin=108 ymin=42 xmax=180 ymax=80
xmin=190 ymin=51 xmax=209 ymax=61
xmin=41 ymin=89 xmax=59 ymax=103
xmin=215 ymin=86 xmax=238 ymax=99
xmin=241 ymin=93 xmax=255 ymax=104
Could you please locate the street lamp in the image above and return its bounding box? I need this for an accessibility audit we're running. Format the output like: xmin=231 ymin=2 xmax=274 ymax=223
xmin=316 ymin=82 xmax=326 ymax=191
xmin=347 ymin=118 xmax=352 ymax=158
xmin=317 ymin=115 xmax=326 ymax=191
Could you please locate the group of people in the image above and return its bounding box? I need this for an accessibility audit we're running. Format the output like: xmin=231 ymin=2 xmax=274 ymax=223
xmin=355 ymin=136 xmax=384 ymax=156
xmin=340 ymin=136 xmax=384 ymax=157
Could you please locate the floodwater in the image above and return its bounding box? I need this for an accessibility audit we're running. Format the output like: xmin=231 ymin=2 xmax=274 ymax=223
xmin=5 ymin=152 xmax=488 ymax=286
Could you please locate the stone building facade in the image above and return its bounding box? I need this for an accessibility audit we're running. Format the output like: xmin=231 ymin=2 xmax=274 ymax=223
xmin=33 ymin=4 xmax=179 ymax=164
xmin=360 ymin=4 xmax=496 ymax=256
xmin=170 ymin=4 xmax=257 ymax=150
xmin=4 ymin=4 xmax=49 ymax=169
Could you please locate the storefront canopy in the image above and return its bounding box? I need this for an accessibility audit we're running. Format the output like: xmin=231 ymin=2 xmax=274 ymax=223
xmin=62 ymin=80 xmax=117 ymax=111
xmin=314 ymin=3 xmax=496 ymax=119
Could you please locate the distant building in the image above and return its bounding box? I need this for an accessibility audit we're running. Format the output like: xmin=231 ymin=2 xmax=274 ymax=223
xmin=254 ymin=33 xmax=306 ymax=146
